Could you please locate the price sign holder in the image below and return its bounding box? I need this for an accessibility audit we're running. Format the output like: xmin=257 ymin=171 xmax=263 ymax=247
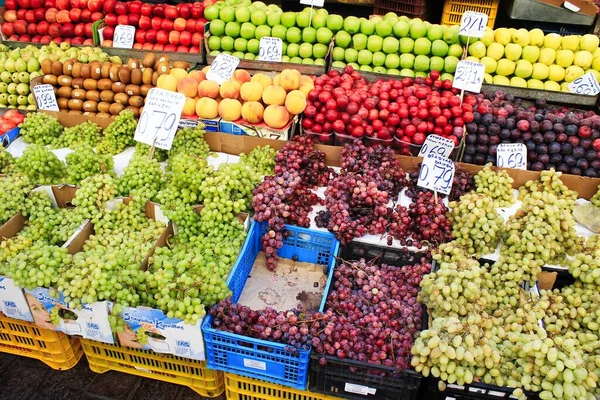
xmin=134 ymin=88 xmax=186 ymax=152
xmin=417 ymin=154 xmax=455 ymax=197
xmin=113 ymin=25 xmax=135 ymax=49
xmin=496 ymin=143 xmax=527 ymax=170
xmin=452 ymin=60 xmax=485 ymax=93
xmin=459 ymin=11 xmax=488 ymax=39
xmin=32 ymin=84 xmax=59 ymax=111
xmin=299 ymin=0 xmax=324 ymax=28
xmin=568 ymin=72 xmax=600 ymax=96
xmin=206 ymin=54 xmax=240 ymax=85
xmin=418 ymin=134 xmax=455 ymax=159
xmin=258 ymin=37 xmax=283 ymax=62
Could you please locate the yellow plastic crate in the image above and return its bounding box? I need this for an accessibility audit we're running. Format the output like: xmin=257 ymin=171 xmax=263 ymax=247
xmin=442 ymin=0 xmax=499 ymax=28
xmin=0 ymin=313 xmax=83 ymax=370
xmin=225 ymin=373 xmax=341 ymax=400
xmin=81 ymin=338 xmax=224 ymax=398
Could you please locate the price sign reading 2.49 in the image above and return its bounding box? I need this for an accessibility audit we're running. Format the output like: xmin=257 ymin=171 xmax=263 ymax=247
xmin=258 ymin=37 xmax=283 ymax=62
xmin=112 ymin=25 xmax=136 ymax=49
xmin=497 ymin=143 xmax=527 ymax=170
xmin=134 ymin=88 xmax=186 ymax=151
xmin=418 ymin=134 xmax=455 ymax=158
xmin=459 ymin=11 xmax=488 ymax=38
xmin=417 ymin=154 xmax=455 ymax=195
xmin=206 ymin=54 xmax=240 ymax=85
xmin=452 ymin=60 xmax=485 ymax=93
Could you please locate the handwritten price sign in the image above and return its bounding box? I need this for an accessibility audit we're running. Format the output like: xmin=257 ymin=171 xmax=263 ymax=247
xmin=418 ymin=135 xmax=455 ymax=159
xmin=206 ymin=54 xmax=240 ymax=85
xmin=568 ymin=72 xmax=600 ymax=96
xmin=113 ymin=25 xmax=135 ymax=49
xmin=497 ymin=143 xmax=527 ymax=170
xmin=258 ymin=37 xmax=283 ymax=62
xmin=134 ymin=88 xmax=186 ymax=150
xmin=452 ymin=60 xmax=485 ymax=93
xmin=417 ymin=154 xmax=455 ymax=195
xmin=459 ymin=11 xmax=488 ymax=38
xmin=33 ymin=84 xmax=59 ymax=111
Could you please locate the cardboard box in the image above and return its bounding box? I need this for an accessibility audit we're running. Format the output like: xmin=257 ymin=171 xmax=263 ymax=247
xmin=219 ymin=116 xmax=298 ymax=141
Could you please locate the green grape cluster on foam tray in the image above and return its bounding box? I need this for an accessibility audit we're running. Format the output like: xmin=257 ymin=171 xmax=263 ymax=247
xmin=51 ymin=121 xmax=101 ymax=150
xmin=15 ymin=144 xmax=66 ymax=185
xmin=474 ymin=163 xmax=515 ymax=208
xmin=19 ymin=112 xmax=64 ymax=146
xmin=65 ymin=145 xmax=115 ymax=186
xmin=116 ymin=153 xmax=166 ymax=202
xmin=0 ymin=144 xmax=14 ymax=174
xmin=169 ymin=125 xmax=211 ymax=158
xmin=0 ymin=174 xmax=33 ymax=225
xmin=96 ymin=110 xmax=136 ymax=155
xmin=518 ymin=169 xmax=578 ymax=212
xmin=240 ymin=145 xmax=277 ymax=176
xmin=591 ymin=184 xmax=600 ymax=208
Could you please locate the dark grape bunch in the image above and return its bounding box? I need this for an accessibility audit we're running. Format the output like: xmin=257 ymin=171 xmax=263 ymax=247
xmin=274 ymin=136 xmax=333 ymax=187
xmin=407 ymin=191 xmax=453 ymax=246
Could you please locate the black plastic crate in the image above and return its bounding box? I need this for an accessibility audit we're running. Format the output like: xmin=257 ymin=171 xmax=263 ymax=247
xmin=339 ymin=241 xmax=430 ymax=267
xmin=421 ymin=377 xmax=540 ymax=400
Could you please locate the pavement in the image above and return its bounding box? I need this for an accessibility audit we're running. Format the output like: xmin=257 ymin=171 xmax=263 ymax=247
xmin=0 ymin=352 xmax=226 ymax=400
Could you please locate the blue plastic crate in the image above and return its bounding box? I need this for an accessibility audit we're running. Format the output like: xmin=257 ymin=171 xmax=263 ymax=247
xmin=202 ymin=221 xmax=340 ymax=390
xmin=1 ymin=127 xmax=20 ymax=147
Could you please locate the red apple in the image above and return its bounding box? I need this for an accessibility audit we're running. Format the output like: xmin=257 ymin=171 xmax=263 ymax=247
xmin=195 ymin=19 xmax=206 ymax=32
xmin=83 ymin=38 xmax=93 ymax=45
xmin=103 ymin=0 xmax=116 ymax=13
xmin=34 ymin=8 xmax=46 ymax=21
xmin=13 ymin=20 xmax=27 ymax=35
xmin=36 ymin=21 xmax=49 ymax=35
xmin=70 ymin=0 xmax=80 ymax=8
xmin=191 ymin=32 xmax=202 ymax=46
xmin=55 ymin=0 xmax=69 ymax=10
xmin=160 ymin=18 xmax=173 ymax=31
xmin=178 ymin=4 xmax=191 ymax=19
xmin=139 ymin=16 xmax=151 ymax=30
xmin=20 ymin=34 xmax=31 ymax=42
xmin=56 ymin=10 xmax=70 ymax=23
xmin=164 ymin=5 xmax=178 ymax=19
xmin=52 ymin=36 xmax=63 ymax=43
xmin=145 ymin=29 xmax=156 ymax=43
xmin=190 ymin=46 xmax=200 ymax=53
xmin=128 ymin=14 xmax=140 ymax=27
xmin=151 ymin=17 xmax=163 ymax=30
xmin=25 ymin=10 xmax=36 ymax=24
xmin=71 ymin=36 xmax=84 ymax=44
xmin=43 ymin=0 xmax=55 ymax=7
xmin=48 ymin=22 xmax=60 ymax=36
xmin=142 ymin=42 xmax=153 ymax=50
xmin=135 ymin=29 xmax=146 ymax=44
xmin=16 ymin=10 xmax=26 ymax=20
xmin=133 ymin=43 xmax=143 ymax=49
xmin=27 ymin=23 xmax=37 ymax=35
xmin=129 ymin=1 xmax=142 ymax=14
xmin=17 ymin=0 xmax=30 ymax=9
xmin=91 ymin=11 xmax=103 ymax=21
xmin=153 ymin=5 xmax=164 ymax=17
xmin=168 ymin=30 xmax=180 ymax=45
xmin=104 ymin=14 xmax=117 ymax=27
xmin=8 ymin=34 xmax=19 ymax=40
xmin=176 ymin=45 xmax=189 ymax=52
xmin=3 ymin=11 xmax=17 ymax=23
xmin=153 ymin=43 xmax=164 ymax=51
xmin=102 ymin=25 xmax=114 ymax=39
xmin=74 ymin=22 xmax=84 ymax=37
xmin=69 ymin=8 xmax=81 ymax=23
xmin=80 ymin=9 xmax=92 ymax=22
xmin=174 ymin=17 xmax=186 ymax=31
xmin=1 ymin=23 xmax=14 ymax=37
xmin=31 ymin=35 xmax=42 ymax=43
xmin=156 ymin=29 xmax=169 ymax=44
xmin=164 ymin=44 xmax=176 ymax=52
xmin=141 ymin=3 xmax=153 ymax=16
xmin=84 ymin=22 xmax=93 ymax=36
xmin=87 ymin=0 xmax=101 ymax=12
xmin=40 ymin=35 xmax=52 ymax=43
xmin=117 ymin=15 xmax=128 ymax=25
xmin=190 ymin=5 xmax=203 ymax=18
xmin=179 ymin=30 xmax=191 ymax=46
xmin=185 ymin=18 xmax=196 ymax=33
xmin=5 ymin=0 xmax=17 ymax=10
xmin=60 ymin=22 xmax=74 ymax=37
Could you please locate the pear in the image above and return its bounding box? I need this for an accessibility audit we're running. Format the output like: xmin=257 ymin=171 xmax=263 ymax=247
xmin=16 ymin=83 xmax=29 ymax=96
xmin=60 ymin=42 xmax=71 ymax=50
xmin=0 ymin=93 xmax=7 ymax=105
xmin=18 ymin=72 xmax=29 ymax=84
xmin=4 ymin=58 xmax=15 ymax=73
xmin=7 ymin=83 xmax=17 ymax=94
xmin=26 ymin=104 xmax=36 ymax=111
xmin=0 ymin=82 xmax=7 ymax=92
xmin=0 ymin=61 xmax=5 ymax=73
xmin=27 ymin=58 xmax=40 ymax=73
xmin=9 ymin=49 xmax=20 ymax=61
xmin=0 ymin=72 xmax=10 ymax=84
xmin=77 ymin=54 xmax=89 ymax=63
xmin=29 ymin=71 xmax=41 ymax=80
xmin=11 ymin=72 xmax=19 ymax=82
xmin=27 ymin=93 xmax=35 ymax=105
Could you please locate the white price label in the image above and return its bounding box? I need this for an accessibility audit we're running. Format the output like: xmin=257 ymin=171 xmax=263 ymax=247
xmin=417 ymin=154 xmax=455 ymax=195
xmin=418 ymin=134 xmax=455 ymax=158
xmin=134 ymin=88 xmax=186 ymax=150
xmin=113 ymin=25 xmax=135 ymax=49
xmin=496 ymin=143 xmax=527 ymax=170
xmin=568 ymin=72 xmax=600 ymax=96
xmin=459 ymin=11 xmax=488 ymax=38
xmin=452 ymin=60 xmax=485 ymax=93
xmin=344 ymin=383 xmax=376 ymax=395
xmin=258 ymin=37 xmax=283 ymax=62
xmin=243 ymin=359 xmax=266 ymax=370
xmin=206 ymin=54 xmax=240 ymax=85
xmin=33 ymin=84 xmax=59 ymax=111
xmin=299 ymin=0 xmax=324 ymax=6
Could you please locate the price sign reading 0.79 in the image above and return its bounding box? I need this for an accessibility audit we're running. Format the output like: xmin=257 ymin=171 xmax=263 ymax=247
xmin=206 ymin=54 xmax=240 ymax=85
xmin=417 ymin=153 xmax=455 ymax=195
xmin=134 ymin=88 xmax=186 ymax=151
xmin=33 ymin=84 xmax=59 ymax=111
xmin=113 ymin=25 xmax=135 ymax=49
xmin=452 ymin=60 xmax=485 ymax=93
xmin=497 ymin=143 xmax=527 ymax=170
xmin=258 ymin=37 xmax=283 ymax=62
xmin=459 ymin=11 xmax=488 ymax=38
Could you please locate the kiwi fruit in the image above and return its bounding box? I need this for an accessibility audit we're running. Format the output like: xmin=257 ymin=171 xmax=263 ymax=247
xmin=83 ymin=101 xmax=98 ymax=113
xmin=42 ymin=75 xmax=58 ymax=85
xmin=97 ymin=79 xmax=113 ymax=91
xmin=82 ymin=111 xmax=97 ymax=117
xmin=125 ymin=106 xmax=140 ymax=117
xmin=41 ymin=59 xmax=53 ymax=75
xmin=58 ymin=75 xmax=73 ymax=87
xmin=85 ymin=90 xmax=100 ymax=102
xmin=90 ymin=62 xmax=102 ymax=80
xmin=72 ymin=62 xmax=83 ymax=78
xmin=100 ymin=90 xmax=115 ymax=102
xmin=62 ymin=59 xmax=75 ymax=76
xmin=83 ymin=79 xmax=98 ymax=91
xmin=96 ymin=112 xmax=112 ymax=118
xmin=57 ymin=97 xmax=69 ymax=109
xmin=109 ymin=103 xmax=125 ymax=115
xmin=68 ymin=110 xmax=83 ymax=115
xmin=57 ymin=86 xmax=73 ymax=98
xmin=130 ymin=69 xmax=143 ymax=86
xmin=112 ymin=82 xmax=125 ymax=93
xmin=128 ymin=95 xmax=144 ymax=108
xmin=140 ymin=84 xmax=152 ymax=96
xmin=114 ymin=93 xmax=129 ymax=105
xmin=152 ymin=71 xmax=159 ymax=86
xmin=142 ymin=68 xmax=153 ymax=85
xmin=97 ymin=102 xmax=111 ymax=113
xmin=173 ymin=61 xmax=191 ymax=70
xmin=154 ymin=55 xmax=170 ymax=68
xmin=101 ymin=62 xmax=112 ymax=79
xmin=155 ymin=61 xmax=170 ymax=75
xmin=127 ymin=58 xmax=141 ymax=70
xmin=109 ymin=65 xmax=121 ymax=82
xmin=51 ymin=61 xmax=63 ymax=76
xmin=125 ymin=84 xmax=141 ymax=96
xmin=71 ymin=78 xmax=84 ymax=89
xmin=81 ymin=64 xmax=92 ymax=80
xmin=68 ymin=99 xmax=84 ymax=111
xmin=71 ymin=89 xmax=87 ymax=100
xmin=142 ymin=53 xmax=156 ymax=68
xmin=118 ymin=67 xmax=132 ymax=85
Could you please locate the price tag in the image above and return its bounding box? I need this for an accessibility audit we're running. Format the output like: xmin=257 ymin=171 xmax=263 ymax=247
xmin=206 ymin=54 xmax=240 ymax=85
xmin=33 ymin=84 xmax=59 ymax=111
xmin=299 ymin=0 xmax=324 ymax=6
xmin=134 ymin=88 xmax=186 ymax=150
xmin=258 ymin=37 xmax=283 ymax=62
xmin=496 ymin=143 xmax=527 ymax=170
xmin=459 ymin=11 xmax=488 ymax=38
xmin=568 ymin=72 xmax=600 ymax=96
xmin=112 ymin=25 xmax=135 ymax=49
xmin=418 ymin=135 xmax=455 ymax=158
xmin=452 ymin=60 xmax=485 ymax=93
xmin=417 ymin=154 xmax=455 ymax=195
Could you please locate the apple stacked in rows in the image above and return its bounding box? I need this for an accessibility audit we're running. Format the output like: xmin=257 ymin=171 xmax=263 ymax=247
xmin=303 ymin=66 xmax=470 ymax=151
xmin=101 ymin=0 xmax=214 ymax=53
xmin=2 ymin=0 xmax=106 ymax=45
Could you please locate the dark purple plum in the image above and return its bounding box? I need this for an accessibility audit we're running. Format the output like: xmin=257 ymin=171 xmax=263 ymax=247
xmin=556 ymin=133 xmax=567 ymax=143
xmin=540 ymin=120 xmax=553 ymax=132
xmin=581 ymin=139 xmax=592 ymax=150
xmin=482 ymin=114 xmax=494 ymax=126
xmin=573 ymin=147 xmax=585 ymax=159
xmin=577 ymin=159 xmax=589 ymax=169
xmin=585 ymin=150 xmax=597 ymax=161
xmin=489 ymin=135 xmax=500 ymax=145
xmin=544 ymin=132 xmax=556 ymax=144
xmin=550 ymin=154 xmax=563 ymax=165
xmin=565 ymin=125 xmax=578 ymax=136
xmin=466 ymin=122 xmax=478 ymax=134
xmin=564 ymin=155 xmax=576 ymax=166
xmin=500 ymin=129 xmax=511 ymax=140
xmin=463 ymin=154 xmax=474 ymax=164
xmin=488 ymin=123 xmax=500 ymax=136
xmin=496 ymin=117 xmax=507 ymax=127
xmin=466 ymin=134 xmax=477 ymax=144
xmin=465 ymin=145 xmax=476 ymax=155
xmin=539 ymin=154 xmax=550 ymax=164
xmin=584 ymin=168 xmax=597 ymax=177
xmin=506 ymin=118 xmax=516 ymax=130
xmin=510 ymin=129 xmax=521 ymax=140
xmin=549 ymin=143 xmax=561 ymax=154
xmin=531 ymin=162 xmax=544 ymax=171
xmin=477 ymin=135 xmax=489 ymax=145
xmin=536 ymin=144 xmax=548 ymax=154
xmin=561 ymin=143 xmax=573 ymax=155
xmin=476 ymin=144 xmax=488 ymax=154
xmin=558 ymin=164 xmax=570 ymax=174
xmin=554 ymin=123 xmax=565 ymax=134
xmin=473 ymin=154 xmax=486 ymax=165
xmin=570 ymin=167 xmax=582 ymax=175
xmin=533 ymin=133 xmax=544 ymax=144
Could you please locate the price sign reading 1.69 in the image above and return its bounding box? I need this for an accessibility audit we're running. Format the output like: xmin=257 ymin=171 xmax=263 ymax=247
xmin=568 ymin=72 xmax=600 ymax=96
xmin=32 ymin=84 xmax=59 ymax=111
xmin=459 ymin=11 xmax=488 ymax=38
xmin=418 ymin=134 xmax=455 ymax=159
xmin=417 ymin=153 xmax=455 ymax=195
xmin=113 ymin=25 xmax=135 ymax=49
xmin=206 ymin=54 xmax=240 ymax=85
xmin=134 ymin=88 xmax=186 ymax=151
xmin=452 ymin=60 xmax=485 ymax=93
xmin=258 ymin=37 xmax=283 ymax=62
xmin=497 ymin=143 xmax=527 ymax=170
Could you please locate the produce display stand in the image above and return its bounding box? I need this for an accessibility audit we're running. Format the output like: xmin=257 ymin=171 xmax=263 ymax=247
xmin=0 ymin=312 xmax=83 ymax=370
xmin=224 ymin=372 xmax=341 ymax=400
xmin=81 ymin=338 xmax=225 ymax=397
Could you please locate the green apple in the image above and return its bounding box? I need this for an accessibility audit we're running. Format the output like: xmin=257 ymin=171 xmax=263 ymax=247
xmin=312 ymin=13 xmax=327 ymax=29
xmin=286 ymin=27 xmax=302 ymax=43
xmin=255 ymin=25 xmax=271 ymax=40
xmin=514 ymin=59 xmax=533 ymax=78
xmin=208 ymin=36 xmax=221 ymax=51
xmin=344 ymin=16 xmax=360 ymax=34
xmin=210 ymin=20 xmax=226 ymax=36
xmin=443 ymin=25 xmax=459 ymax=44
xmin=232 ymin=51 xmax=244 ymax=59
xmin=399 ymin=37 xmax=414 ymax=53
xmin=287 ymin=43 xmax=300 ymax=57
xmin=244 ymin=53 xmax=255 ymax=60
xmin=271 ymin=25 xmax=286 ymax=40
xmin=316 ymin=27 xmax=333 ymax=44
xmin=385 ymin=53 xmax=400 ymax=69
xmin=382 ymin=37 xmax=399 ymax=54
xmin=372 ymin=51 xmax=385 ymax=66
xmin=448 ymin=43 xmax=463 ymax=57
xmin=225 ymin=22 xmax=241 ymax=38
xmin=427 ymin=24 xmax=444 ymax=41
xmin=388 ymin=68 xmax=400 ymax=75
xmin=299 ymin=43 xmax=313 ymax=58
xmin=367 ymin=35 xmax=383 ymax=52
xmin=332 ymin=61 xmax=346 ymax=68
xmin=345 ymin=48 xmax=358 ymax=63
xmin=302 ymin=58 xmax=315 ymax=65
xmin=290 ymin=57 xmax=302 ymax=64
xmin=496 ymin=59 xmax=516 ymax=76
xmin=372 ymin=66 xmax=386 ymax=74
xmin=360 ymin=20 xmax=375 ymax=35
xmin=209 ymin=50 xmax=220 ymax=56
xmin=221 ymin=36 xmax=234 ymax=51
xmin=348 ymin=62 xmax=359 ymax=69
xmin=267 ymin=12 xmax=281 ymax=27
xmin=303 ymin=27 xmax=317 ymax=43
xmin=352 ymin=33 xmax=368 ymax=50
xmin=414 ymin=55 xmax=429 ymax=71
xmin=429 ymin=56 xmax=444 ymax=71
xmin=531 ymin=63 xmax=549 ymax=80
xmin=327 ymin=14 xmax=344 ymax=32
xmin=219 ymin=6 xmax=235 ymax=23
xmin=296 ymin=11 xmax=311 ymax=28
xmin=393 ymin=21 xmax=409 ymax=38
xmin=240 ymin=22 xmax=256 ymax=39
xmin=235 ymin=7 xmax=250 ymax=23
xmin=359 ymin=65 xmax=372 ymax=72
xmin=335 ymin=31 xmax=351 ymax=48
xmin=414 ymin=38 xmax=431 ymax=55
xmin=400 ymin=53 xmax=415 ymax=69
xmin=409 ymin=21 xmax=427 ymax=39
xmin=313 ymin=43 xmax=328 ymax=58
xmin=400 ymin=68 xmax=415 ymax=77
xmin=247 ymin=38 xmax=259 ymax=54
xmin=431 ymin=40 xmax=448 ymax=57
xmin=282 ymin=42 xmax=287 ymax=54
xmin=375 ymin=21 xmax=392 ymax=37
xmin=281 ymin=12 xmax=296 ymax=28
xmin=580 ymin=34 xmax=600 ymax=53
xmin=249 ymin=10 xmax=266 ymax=26
xmin=444 ymin=56 xmax=459 ymax=73
xmin=204 ymin=5 xmax=220 ymax=21
xmin=234 ymin=38 xmax=247 ymax=52
xmin=480 ymin=56 xmax=497 ymax=73
xmin=468 ymin=41 xmax=487 ymax=59
xmin=357 ymin=49 xmax=373 ymax=65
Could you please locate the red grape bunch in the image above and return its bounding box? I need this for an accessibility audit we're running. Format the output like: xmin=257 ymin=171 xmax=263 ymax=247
xmin=274 ymin=136 xmax=334 ymax=187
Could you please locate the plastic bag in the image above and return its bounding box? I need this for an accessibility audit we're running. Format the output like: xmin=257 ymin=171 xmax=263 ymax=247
xmin=573 ymin=203 xmax=600 ymax=233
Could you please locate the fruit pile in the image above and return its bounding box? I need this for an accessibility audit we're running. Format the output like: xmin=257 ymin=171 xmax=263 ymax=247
xmin=468 ymin=29 xmax=600 ymax=91
xmin=2 ymin=0 xmax=107 ymax=45
xmin=465 ymin=91 xmax=600 ymax=177
xmin=101 ymin=0 xmax=213 ymax=53
xmin=0 ymin=110 xmax=25 ymax=135
xmin=304 ymin=67 xmax=468 ymax=149
xmin=159 ymin=67 xmax=311 ymax=130
xmin=205 ymin=0 xmax=332 ymax=65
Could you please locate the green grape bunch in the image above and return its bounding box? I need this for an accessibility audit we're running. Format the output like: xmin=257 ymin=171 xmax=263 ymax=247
xmin=169 ymin=125 xmax=210 ymax=158
xmin=591 ymin=184 xmax=600 ymax=208
xmin=15 ymin=144 xmax=66 ymax=184
xmin=3 ymin=243 xmax=71 ymax=289
xmin=117 ymin=154 xmax=166 ymax=202
xmin=65 ymin=146 xmax=115 ymax=185
xmin=0 ymin=144 xmax=14 ymax=174
xmin=96 ymin=110 xmax=136 ymax=155
xmin=240 ymin=145 xmax=277 ymax=175
xmin=519 ymin=169 xmax=578 ymax=212
xmin=19 ymin=112 xmax=64 ymax=145
xmin=51 ymin=121 xmax=101 ymax=149
xmin=474 ymin=163 xmax=515 ymax=207
xmin=0 ymin=174 xmax=33 ymax=225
